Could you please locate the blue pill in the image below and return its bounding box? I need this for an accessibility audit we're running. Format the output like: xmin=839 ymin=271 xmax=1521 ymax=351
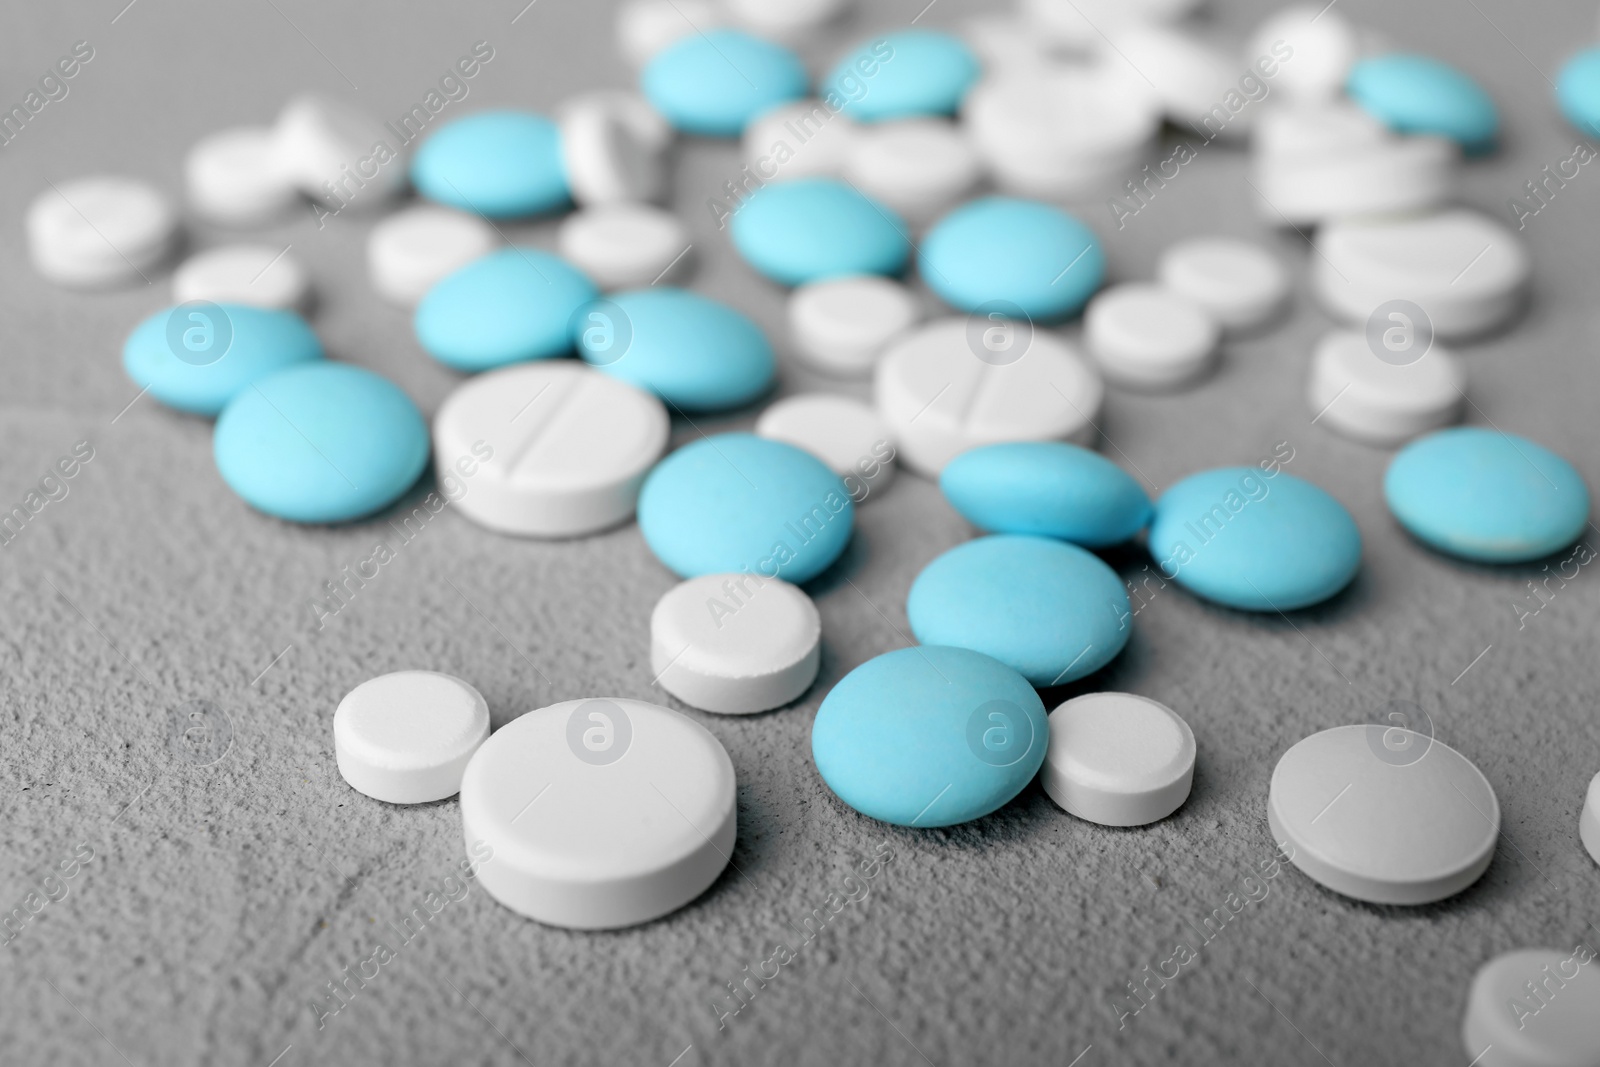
xmin=822 ymin=30 xmax=979 ymax=123
xmin=576 ymin=288 xmax=774 ymax=412
xmin=123 ymin=303 xmax=322 ymax=417
xmin=410 ymin=110 xmax=569 ymax=218
xmin=641 ymin=29 xmax=807 ymax=137
xmin=1149 ymin=468 xmax=1361 ymax=611
xmin=941 ymin=442 xmax=1151 ymax=547
xmin=920 ymin=197 xmax=1105 ymax=321
xmin=1556 ymin=48 xmax=1600 ymax=137
xmin=908 ymin=535 xmax=1131 ymax=687
xmin=812 ymin=645 xmax=1048 ymax=828
xmin=1346 ymin=54 xmax=1498 ymax=155
xmin=730 ymin=178 xmax=910 ymax=286
xmin=638 ymin=433 xmax=853 ymax=583
xmin=414 ymin=248 xmax=598 ymax=372
xmin=1384 ymin=428 xmax=1589 ymax=563
xmin=214 ymin=363 xmax=429 ymax=524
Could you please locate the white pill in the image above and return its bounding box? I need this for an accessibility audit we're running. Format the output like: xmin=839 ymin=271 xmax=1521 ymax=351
xmin=843 ymin=119 xmax=980 ymax=226
xmin=1100 ymin=24 xmax=1243 ymax=135
xmin=172 ymin=244 xmax=310 ymax=311
xmin=557 ymin=204 xmax=691 ymax=290
xmin=875 ymin=317 xmax=1104 ymax=477
xmin=1462 ymin=947 xmax=1600 ymax=1067
xmin=273 ymin=94 xmax=404 ymax=210
xmin=560 ymin=96 xmax=665 ymax=206
xmin=433 ymin=362 xmax=669 ymax=538
xmin=1582 ymin=771 xmax=1600 ymax=867
xmin=460 ymin=697 xmax=736 ymax=929
xmin=1156 ymin=237 xmax=1290 ymax=335
xmin=557 ymin=90 xmax=674 ymax=155
xmin=723 ymin=0 xmax=851 ymax=42
xmin=1248 ymin=5 xmax=1357 ymax=102
xmin=616 ymin=0 xmax=724 ymax=67
xmin=1251 ymin=135 xmax=1458 ymax=226
xmin=184 ymin=127 xmax=299 ymax=227
xmin=651 ymin=574 xmax=821 ymax=714
xmin=334 ymin=671 xmax=490 ymax=805
xmin=1042 ymin=693 xmax=1196 ymax=827
xmin=1019 ymin=0 xmax=1200 ymax=48
xmin=755 ymin=393 xmax=896 ymax=499
xmin=1307 ymin=330 xmax=1463 ymax=446
xmin=1085 ymin=283 xmax=1220 ymax=391
xmin=960 ymin=15 xmax=1058 ymax=73
xmin=27 ymin=176 xmax=177 ymax=289
xmin=367 ymin=205 xmax=496 ymax=306
xmin=788 ymin=274 xmax=921 ymax=376
xmin=743 ymin=100 xmax=858 ymax=183
xmin=1268 ymin=724 xmax=1499 ymax=905
xmin=1253 ymin=100 xmax=1391 ymax=159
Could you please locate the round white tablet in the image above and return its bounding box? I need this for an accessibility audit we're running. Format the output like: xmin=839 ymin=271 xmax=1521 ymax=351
xmin=1307 ymin=330 xmax=1464 ymax=446
xmin=1019 ymin=0 xmax=1199 ymax=48
xmin=560 ymin=96 xmax=665 ymax=205
xmin=433 ymin=362 xmax=669 ymax=538
xmin=960 ymin=15 xmax=1057 ymax=74
xmin=616 ymin=0 xmax=724 ymax=67
xmin=1248 ymin=5 xmax=1357 ymax=102
xmin=1462 ymin=947 xmax=1600 ymax=1067
xmin=460 ymin=697 xmax=736 ymax=929
xmin=1582 ymin=771 xmax=1600 ymax=867
xmin=334 ymin=671 xmax=490 ymax=804
xmin=1268 ymin=724 xmax=1499 ymax=905
xmin=367 ymin=205 xmax=496 ymax=305
xmin=1252 ymin=101 xmax=1390 ymax=159
xmin=273 ymin=94 xmax=404 ymax=209
xmin=843 ymin=119 xmax=980 ymax=226
xmin=651 ymin=575 xmax=822 ymax=714
xmin=1251 ymin=136 xmax=1458 ymax=226
xmin=723 ymin=0 xmax=851 ymax=41
xmin=1042 ymin=693 xmax=1196 ymax=827
xmin=789 ymin=274 xmax=921 ymax=376
xmin=1084 ymin=283 xmax=1220 ymax=390
xmin=557 ymin=204 xmax=690 ymax=290
xmin=1156 ymin=237 xmax=1290 ymax=335
xmin=184 ymin=126 xmax=299 ymax=227
xmin=557 ymin=90 xmax=673 ymax=155
xmin=172 ymin=244 xmax=311 ymax=311
xmin=755 ymin=393 xmax=896 ymax=500
xmin=27 ymin=176 xmax=176 ymax=289
xmin=1101 ymin=23 xmax=1241 ymax=134
xmin=743 ymin=100 xmax=857 ymax=183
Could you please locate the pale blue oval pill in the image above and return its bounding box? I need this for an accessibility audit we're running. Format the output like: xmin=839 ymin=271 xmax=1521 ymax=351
xmin=214 ymin=363 xmax=429 ymax=524
xmin=1347 ymin=54 xmax=1498 ymax=155
xmin=1384 ymin=428 xmax=1589 ymax=563
xmin=642 ymin=29 xmax=807 ymax=137
xmin=907 ymin=535 xmax=1131 ymax=686
xmin=1556 ymin=48 xmax=1600 ymax=137
xmin=410 ymin=110 xmax=569 ymax=217
xmin=576 ymin=288 xmax=774 ymax=412
xmin=730 ymin=178 xmax=909 ymax=286
xmin=812 ymin=645 xmax=1047 ymax=828
xmin=123 ymin=303 xmax=322 ymax=416
xmin=638 ymin=433 xmax=853 ymax=583
xmin=822 ymin=30 xmax=980 ymax=123
xmin=1149 ymin=468 xmax=1361 ymax=611
xmin=941 ymin=442 xmax=1151 ymax=547
xmin=920 ymin=197 xmax=1105 ymax=321
xmin=414 ymin=248 xmax=598 ymax=372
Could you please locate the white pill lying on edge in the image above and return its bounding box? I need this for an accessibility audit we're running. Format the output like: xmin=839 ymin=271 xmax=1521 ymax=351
xmin=334 ymin=671 xmax=490 ymax=804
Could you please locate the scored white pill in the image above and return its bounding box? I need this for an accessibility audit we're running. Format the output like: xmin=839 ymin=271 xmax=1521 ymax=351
xmin=560 ymin=96 xmax=665 ymax=205
xmin=334 ymin=671 xmax=490 ymax=805
xmin=27 ymin=176 xmax=177 ymax=289
xmin=1582 ymin=771 xmax=1600 ymax=867
xmin=1462 ymin=947 xmax=1600 ymax=1067
xmin=743 ymin=100 xmax=858 ymax=183
xmin=616 ymin=0 xmax=725 ymax=66
xmin=367 ymin=205 xmax=496 ymax=306
xmin=652 ymin=574 xmax=822 ymax=714
xmin=433 ymin=362 xmax=669 ymax=538
xmin=172 ymin=244 xmax=310 ymax=312
xmin=557 ymin=203 xmax=691 ymax=290
xmin=1042 ymin=693 xmax=1196 ymax=827
xmin=1307 ymin=329 xmax=1464 ymax=446
xmin=1084 ymin=283 xmax=1220 ymax=390
xmin=755 ymin=393 xmax=897 ymax=500
xmin=1269 ymin=724 xmax=1499 ymax=905
xmin=273 ymin=94 xmax=405 ymax=209
xmin=1156 ymin=237 xmax=1289 ymax=335
xmin=184 ymin=127 xmax=299 ymax=227
xmin=460 ymin=697 xmax=736 ymax=929
xmin=788 ymin=274 xmax=921 ymax=376
xmin=843 ymin=119 xmax=980 ymax=226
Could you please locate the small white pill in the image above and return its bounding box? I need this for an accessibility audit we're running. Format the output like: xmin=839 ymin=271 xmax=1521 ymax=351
xmin=334 ymin=671 xmax=490 ymax=804
xmin=616 ymin=0 xmax=724 ymax=67
xmin=723 ymin=0 xmax=851 ymax=42
xmin=460 ymin=697 xmax=736 ymax=929
xmin=1085 ymin=283 xmax=1220 ymax=391
xmin=1582 ymin=771 xmax=1600 ymax=867
xmin=788 ymin=274 xmax=921 ymax=376
xmin=27 ymin=176 xmax=177 ymax=289
xmin=1156 ymin=237 xmax=1289 ymax=335
xmin=1307 ymin=330 xmax=1464 ymax=446
xmin=184 ymin=127 xmax=299 ymax=227
xmin=273 ymin=94 xmax=405 ymax=210
xmin=557 ymin=204 xmax=691 ymax=290
xmin=651 ymin=574 xmax=822 ymax=714
xmin=960 ymin=15 xmax=1058 ymax=74
xmin=1101 ymin=24 xmax=1243 ymax=135
xmin=558 ymin=90 xmax=673 ymax=155
xmin=755 ymin=393 xmax=896 ymax=500
xmin=367 ymin=205 xmax=496 ymax=306
xmin=1253 ymin=101 xmax=1390 ymax=159
xmin=1019 ymin=0 xmax=1199 ymax=48
xmin=1041 ymin=693 xmax=1196 ymax=827
xmin=1462 ymin=947 xmax=1600 ymax=1067
xmin=844 ymin=118 xmax=980 ymax=226
xmin=1248 ymin=5 xmax=1357 ymax=102
xmin=172 ymin=244 xmax=310 ymax=311
xmin=560 ymin=96 xmax=665 ymax=205
xmin=743 ymin=100 xmax=858 ymax=183
xmin=1251 ymin=135 xmax=1458 ymax=226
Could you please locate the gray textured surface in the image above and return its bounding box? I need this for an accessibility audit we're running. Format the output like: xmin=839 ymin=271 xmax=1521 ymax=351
xmin=3 ymin=1 xmax=1599 ymax=1065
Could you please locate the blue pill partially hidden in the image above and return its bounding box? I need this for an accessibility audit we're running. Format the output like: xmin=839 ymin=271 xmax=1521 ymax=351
xmin=123 ymin=303 xmax=323 ymax=416
xmin=414 ymin=248 xmax=598 ymax=372
xmin=920 ymin=197 xmax=1105 ymax=321
xmin=1346 ymin=54 xmax=1498 ymax=154
xmin=1556 ymin=48 xmax=1600 ymax=137
xmin=730 ymin=178 xmax=910 ymax=286
xmin=642 ymin=29 xmax=807 ymax=137
xmin=410 ymin=110 xmax=570 ymax=218
xmin=812 ymin=645 xmax=1048 ymax=828
xmin=940 ymin=442 xmax=1152 ymax=547
xmin=822 ymin=30 xmax=980 ymax=123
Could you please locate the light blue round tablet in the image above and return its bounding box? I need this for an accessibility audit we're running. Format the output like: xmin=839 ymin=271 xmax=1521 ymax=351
xmin=1384 ymin=428 xmax=1589 ymax=563
xmin=941 ymin=442 xmax=1151 ymax=547
xmin=907 ymin=535 xmax=1131 ymax=687
xmin=730 ymin=179 xmax=910 ymax=286
xmin=410 ymin=110 xmax=569 ymax=218
xmin=1149 ymin=468 xmax=1361 ymax=612
xmin=641 ymin=29 xmax=807 ymax=137
xmin=414 ymin=248 xmax=598 ymax=372
xmin=214 ymin=363 xmax=429 ymax=524
xmin=1346 ymin=54 xmax=1498 ymax=155
xmin=638 ymin=433 xmax=853 ymax=583
xmin=1556 ymin=48 xmax=1600 ymax=136
xmin=920 ymin=197 xmax=1105 ymax=321
xmin=575 ymin=288 xmax=774 ymax=412
xmin=812 ymin=645 xmax=1047 ymax=828
xmin=123 ymin=302 xmax=322 ymax=417
xmin=822 ymin=30 xmax=980 ymax=123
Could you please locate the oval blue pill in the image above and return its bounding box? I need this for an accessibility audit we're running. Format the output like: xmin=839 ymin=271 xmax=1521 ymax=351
xmin=907 ymin=535 xmax=1131 ymax=686
xmin=812 ymin=645 xmax=1047 ymax=828
xmin=941 ymin=442 xmax=1151 ymax=547
xmin=1384 ymin=427 xmax=1589 ymax=563
xmin=415 ymin=248 xmax=598 ymax=372
xmin=730 ymin=178 xmax=909 ymax=286
xmin=638 ymin=433 xmax=853 ymax=583
xmin=822 ymin=30 xmax=980 ymax=123
xmin=576 ymin=288 xmax=774 ymax=412
xmin=123 ymin=302 xmax=322 ymax=417
xmin=214 ymin=363 xmax=429 ymax=524
xmin=641 ymin=29 xmax=807 ymax=137
xmin=1556 ymin=48 xmax=1600 ymax=137
xmin=410 ymin=110 xmax=570 ymax=218
xmin=1347 ymin=54 xmax=1498 ymax=155
xmin=920 ymin=197 xmax=1105 ymax=321
xmin=1149 ymin=468 xmax=1361 ymax=611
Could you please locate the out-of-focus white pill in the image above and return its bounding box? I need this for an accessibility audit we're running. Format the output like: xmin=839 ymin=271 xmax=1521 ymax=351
xmin=756 ymin=393 xmax=896 ymax=499
xmin=558 ymin=89 xmax=673 ymax=154
xmin=1461 ymin=947 xmax=1600 ymax=1067
xmin=1581 ymin=771 xmax=1600 ymax=867
xmin=722 ymin=0 xmax=852 ymax=42
xmin=27 ymin=176 xmax=177 ymax=289
xmin=1251 ymin=135 xmax=1458 ymax=225
xmin=273 ymin=94 xmax=405 ymax=210
xmin=1248 ymin=5 xmax=1357 ymax=102
xmin=1157 ymin=236 xmax=1289 ymax=335
xmin=743 ymin=100 xmax=858 ymax=182
xmin=367 ymin=205 xmax=496 ymax=305
xmin=1018 ymin=0 xmax=1200 ymax=49
xmin=1307 ymin=329 xmax=1463 ymax=446
xmin=616 ymin=0 xmax=724 ymax=67
xmin=844 ymin=118 xmax=980 ymax=226
xmin=1253 ymin=100 xmax=1391 ymax=158
xmin=788 ymin=274 xmax=921 ymax=376
xmin=1085 ymin=282 xmax=1220 ymax=390
xmin=1100 ymin=23 xmax=1244 ymax=136
xmin=558 ymin=203 xmax=691 ymax=290
xmin=334 ymin=671 xmax=490 ymax=804
xmin=561 ymin=96 xmax=666 ymax=205
xmin=172 ymin=244 xmax=310 ymax=311
xmin=1042 ymin=692 xmax=1196 ymax=827
xmin=184 ymin=127 xmax=299 ymax=227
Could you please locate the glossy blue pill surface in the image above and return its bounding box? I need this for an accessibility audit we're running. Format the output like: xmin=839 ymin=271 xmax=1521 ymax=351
xmin=1556 ymin=48 xmax=1600 ymax=136
xmin=1384 ymin=428 xmax=1589 ymax=563
xmin=414 ymin=248 xmax=598 ymax=372
xmin=638 ymin=433 xmax=853 ymax=583
xmin=214 ymin=363 xmax=429 ymax=524
xmin=812 ymin=645 xmax=1048 ymax=828
xmin=410 ymin=110 xmax=570 ymax=217
xmin=123 ymin=303 xmax=322 ymax=417
xmin=1149 ymin=468 xmax=1361 ymax=611
xmin=641 ymin=29 xmax=807 ymax=137
xmin=920 ymin=197 xmax=1105 ymax=321
xmin=941 ymin=442 xmax=1151 ymax=547
xmin=731 ymin=179 xmax=910 ymax=286
xmin=822 ymin=30 xmax=979 ymax=123
xmin=1346 ymin=54 xmax=1498 ymax=154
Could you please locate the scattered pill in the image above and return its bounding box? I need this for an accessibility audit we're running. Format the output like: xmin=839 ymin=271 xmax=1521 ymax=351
xmin=1248 ymin=5 xmax=1357 ymax=101
xmin=1101 ymin=23 xmax=1243 ymax=135
xmin=731 ymin=178 xmax=910 ymax=286
xmin=1251 ymin=134 xmax=1458 ymax=225
xmin=940 ymin=441 xmax=1151 ymax=547
xmin=367 ymin=204 xmax=496 ymax=306
xmin=414 ymin=247 xmax=598 ymax=372
xmin=27 ymin=176 xmax=176 ymax=289
xmin=123 ymin=303 xmax=322 ymax=417
xmin=559 ymin=90 xmax=674 ymax=155
xmin=1462 ymin=947 xmax=1600 ymax=1067
xmin=560 ymin=95 xmax=665 ymax=205
xmin=1252 ymin=100 xmax=1391 ymax=158
xmin=558 ymin=204 xmax=690 ymax=290
xmin=1307 ymin=329 xmax=1463 ymax=446
xmin=843 ymin=118 xmax=981 ymax=226
xmin=1156 ymin=237 xmax=1289 ymax=335
xmin=273 ymin=95 xmax=405 ymax=209
xmin=788 ymin=274 xmax=921 ymax=376
xmin=1018 ymin=0 xmax=1199 ymax=48
xmin=410 ymin=110 xmax=570 ymax=218
xmin=919 ymin=197 xmax=1105 ymax=321
xmin=172 ymin=244 xmax=310 ymax=312
xmin=641 ymin=29 xmax=807 ymax=137
xmin=1085 ymin=283 xmax=1220 ymax=391
xmin=724 ymin=0 xmax=851 ymax=41
xmin=334 ymin=671 xmax=490 ymax=804
xmin=615 ymin=0 xmax=724 ymax=67
xmin=755 ymin=393 xmax=896 ymax=500
xmin=1556 ymin=47 xmax=1600 ymax=137
xmin=1582 ymin=772 xmax=1600 ymax=867
xmin=1041 ymin=693 xmax=1195 ymax=826
xmin=823 ymin=30 xmax=980 ymax=124
xmin=743 ymin=100 xmax=858 ymax=182
xmin=183 ymin=127 xmax=298 ymax=227
xmin=1347 ymin=53 xmax=1498 ymax=154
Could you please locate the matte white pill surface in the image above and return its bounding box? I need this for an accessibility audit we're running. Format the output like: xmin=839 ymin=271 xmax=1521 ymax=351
xmin=844 ymin=118 xmax=980 ymax=226
xmin=1042 ymin=693 xmax=1196 ymax=827
xmin=1307 ymin=329 xmax=1463 ymax=446
xmin=1156 ymin=237 xmax=1289 ymax=335
xmin=1085 ymin=283 xmax=1220 ymax=390
xmin=1248 ymin=5 xmax=1357 ymax=102
xmin=1101 ymin=24 xmax=1242 ymax=134
xmin=1582 ymin=771 xmax=1600 ymax=867
xmin=273 ymin=94 xmax=404 ymax=209
xmin=558 ymin=90 xmax=673 ymax=154
xmin=560 ymin=96 xmax=665 ymax=205
xmin=558 ymin=203 xmax=690 ymax=290
xmin=743 ymin=100 xmax=857 ymax=182
xmin=367 ymin=205 xmax=496 ymax=305
xmin=1461 ymin=947 xmax=1600 ymax=1067
xmin=334 ymin=671 xmax=490 ymax=804
xmin=755 ymin=393 xmax=896 ymax=499
xmin=1252 ymin=135 xmax=1458 ymax=226
xmin=172 ymin=244 xmax=310 ymax=311
xmin=616 ymin=0 xmax=724 ymax=66
xmin=27 ymin=176 xmax=177 ymax=289
xmin=723 ymin=0 xmax=851 ymax=41
xmin=184 ymin=126 xmax=299 ymax=227
xmin=1019 ymin=0 xmax=1200 ymax=49
xmin=788 ymin=274 xmax=921 ymax=376
xmin=1253 ymin=101 xmax=1390 ymax=159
